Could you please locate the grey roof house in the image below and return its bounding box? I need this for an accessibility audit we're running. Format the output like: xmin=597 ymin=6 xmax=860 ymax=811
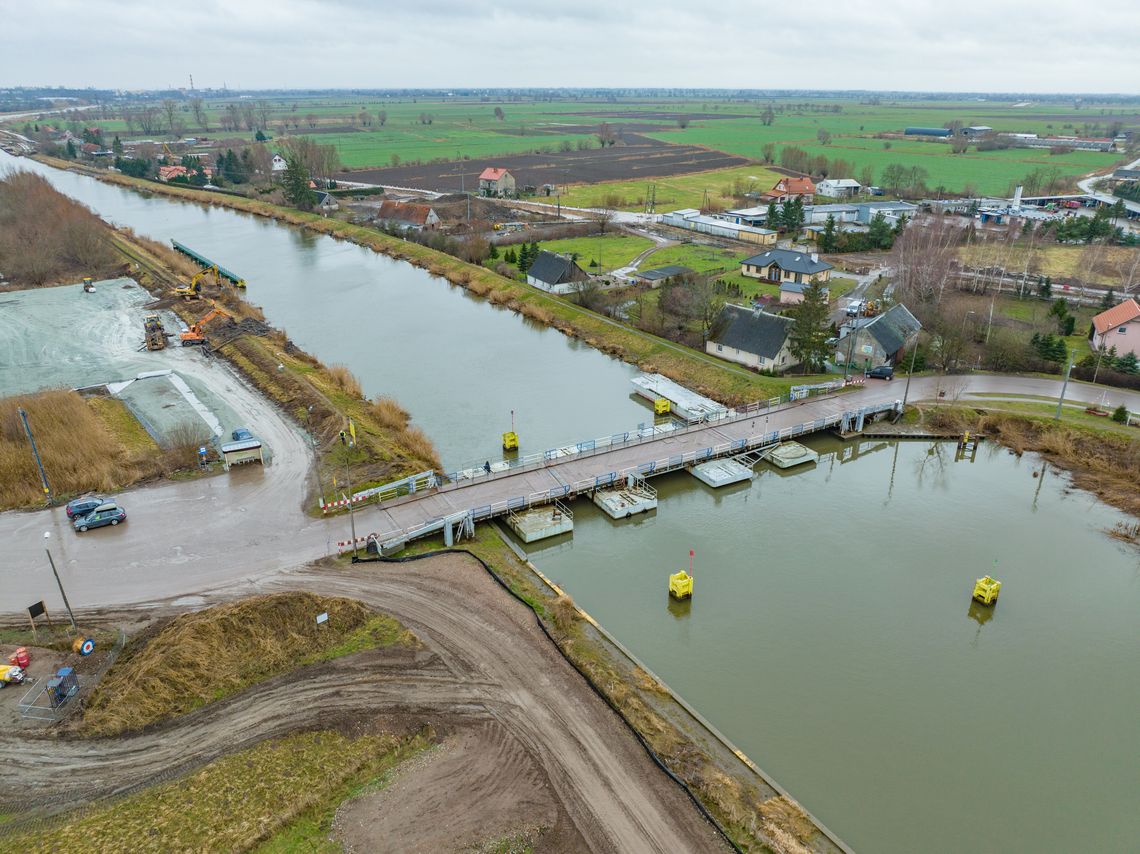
xmin=526 ymin=251 xmax=589 ymax=295
xmin=836 ymin=304 xmax=921 ymax=368
xmin=707 ymin=303 xmax=798 ymax=373
xmin=741 ymin=248 xmax=833 ymax=285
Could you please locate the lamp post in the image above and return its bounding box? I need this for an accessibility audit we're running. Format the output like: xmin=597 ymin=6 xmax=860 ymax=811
xmin=1054 ymin=361 xmax=1075 ymax=420
xmin=43 ymin=532 xmax=77 ymax=630
xmin=901 ymin=333 xmax=920 ymax=409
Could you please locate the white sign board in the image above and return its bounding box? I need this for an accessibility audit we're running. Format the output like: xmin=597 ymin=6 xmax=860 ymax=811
xmin=315 ymin=612 xmax=329 ymax=625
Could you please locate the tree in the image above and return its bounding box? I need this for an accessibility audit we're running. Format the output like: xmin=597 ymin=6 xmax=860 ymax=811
xmin=867 ymin=212 xmax=894 ymax=250
xmin=787 ymin=281 xmax=832 ymax=372
xmin=65 ymin=139 xmax=76 ymax=159
xmin=1049 ymin=299 xmax=1072 ymax=335
xmin=596 ymin=122 xmax=616 ymax=147
xmin=282 ymin=157 xmax=316 ymax=210
xmin=1101 ymin=287 xmax=1117 ymax=310
xmin=677 ymin=116 xmax=690 ymax=129
xmin=760 ymin=142 xmax=775 ymax=164
xmin=377 ymin=110 xmax=387 ymax=126
xmin=820 ymin=215 xmax=837 ymax=253
xmin=781 ymin=197 xmax=804 ymax=234
xmin=816 ymin=129 xmax=832 ymax=145
xmin=488 ymin=243 xmax=499 ymax=261
xmin=1111 ymin=404 xmax=1129 ymax=423
xmin=189 ymin=97 xmax=207 ymax=131
xmin=1038 ymin=276 xmax=1052 ymax=298
xmin=766 ymin=202 xmax=779 ymax=231
xmin=111 ymin=135 xmax=123 ymax=156
xmin=1115 ymin=352 xmax=1139 ymax=374
xmin=760 ymin=104 xmax=775 ymax=126
xmin=493 ymin=107 xmax=505 ymax=121
xmin=256 ymin=100 xmax=272 ymax=131
xmin=161 ymin=98 xmax=180 ymax=137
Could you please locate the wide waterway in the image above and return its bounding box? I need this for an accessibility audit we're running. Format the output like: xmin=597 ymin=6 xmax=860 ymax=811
xmin=5 ymin=153 xmax=1138 ymax=852
xmin=528 ymin=436 xmax=1140 ymax=853
xmin=0 ymin=151 xmax=650 ymax=469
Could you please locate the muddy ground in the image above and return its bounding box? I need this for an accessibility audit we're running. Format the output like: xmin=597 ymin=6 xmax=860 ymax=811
xmin=336 ymin=133 xmax=748 ymax=194
xmin=0 ymin=555 xmax=729 ymax=853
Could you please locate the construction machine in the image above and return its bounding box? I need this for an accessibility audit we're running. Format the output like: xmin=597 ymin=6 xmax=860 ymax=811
xmin=173 ymin=266 xmax=217 ymax=300
xmin=180 ymin=305 xmax=232 ymax=347
xmin=143 ymin=314 xmax=168 ymax=350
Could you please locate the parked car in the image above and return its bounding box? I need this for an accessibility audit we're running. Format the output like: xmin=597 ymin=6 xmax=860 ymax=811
xmin=65 ymin=495 xmax=105 ymax=519
xmin=74 ymin=502 xmax=126 ymax=532
xmin=846 ymin=300 xmax=865 ymax=317
xmin=865 ymin=365 xmax=894 ymax=380
xmin=231 ymin=427 xmax=254 ymax=442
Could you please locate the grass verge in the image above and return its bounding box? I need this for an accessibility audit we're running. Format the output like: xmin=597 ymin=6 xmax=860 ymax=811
xmin=6 ymin=729 xmax=431 ymax=854
xmin=78 ymin=592 xmax=415 ymax=736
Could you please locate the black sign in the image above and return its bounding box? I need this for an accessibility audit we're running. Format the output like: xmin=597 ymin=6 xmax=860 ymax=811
xmin=27 ymin=600 xmax=46 ymax=619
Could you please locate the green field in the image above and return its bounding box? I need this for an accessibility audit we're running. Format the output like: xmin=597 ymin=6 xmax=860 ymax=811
xmin=534 ymin=233 xmax=654 ymax=273
xmin=24 ymin=95 xmax=1134 ymax=195
xmin=555 ymin=164 xmax=782 ymax=212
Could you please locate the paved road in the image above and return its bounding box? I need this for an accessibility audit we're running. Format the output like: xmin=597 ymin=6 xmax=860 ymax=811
xmin=3 ymin=374 xmax=1135 ymax=615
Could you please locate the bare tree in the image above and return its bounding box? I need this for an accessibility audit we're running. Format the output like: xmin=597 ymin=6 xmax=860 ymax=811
xmin=240 ymin=102 xmax=256 ymax=131
xmin=892 ymin=215 xmax=961 ymax=305
xmin=189 ymin=97 xmax=207 ymax=131
xmin=595 ymin=193 xmax=620 ymax=234
xmin=256 ymin=100 xmax=272 ymax=131
xmin=220 ymin=104 xmax=241 ymax=132
xmin=161 ymin=99 xmax=181 ymax=138
xmin=596 ymin=122 xmax=616 ymax=147
xmin=817 ymin=129 xmax=832 ymax=145
xmin=136 ymin=105 xmax=160 ymax=135
xmin=377 ymin=110 xmax=387 ymax=126
xmin=493 ymin=106 xmax=505 ymax=121
xmin=305 ymin=113 xmax=318 ymax=129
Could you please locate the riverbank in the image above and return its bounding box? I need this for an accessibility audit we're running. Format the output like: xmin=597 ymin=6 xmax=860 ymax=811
xmin=33 ymin=155 xmax=815 ymax=406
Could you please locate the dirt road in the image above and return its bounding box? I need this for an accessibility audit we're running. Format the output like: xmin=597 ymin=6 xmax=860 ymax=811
xmin=0 ymin=555 xmax=729 ymax=853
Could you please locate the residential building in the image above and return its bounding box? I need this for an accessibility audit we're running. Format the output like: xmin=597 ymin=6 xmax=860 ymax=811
xmin=1090 ymin=298 xmax=1140 ymax=359
xmin=376 ymin=200 xmax=440 ymax=230
xmin=706 ymin=303 xmax=797 ymax=372
xmin=836 ymin=304 xmax=921 ymax=369
xmin=759 ymin=176 xmax=815 ymax=204
xmin=741 ymin=248 xmax=833 ymax=286
xmin=478 ymin=167 xmax=516 ymax=197
xmin=817 ymin=178 xmax=862 ymax=199
xmin=526 ymin=251 xmax=589 ymax=294
xmin=271 ymin=154 xmax=287 ymax=172
xmin=779 ymin=280 xmax=830 ymax=305
xmin=313 ymin=191 xmax=339 ymax=212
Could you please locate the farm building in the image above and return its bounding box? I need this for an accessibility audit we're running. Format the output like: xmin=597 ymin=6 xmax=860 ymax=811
xmin=1090 ymin=299 xmax=1140 ymax=359
xmin=905 ymin=127 xmax=952 ymax=138
xmin=271 ymin=154 xmax=287 ymax=172
xmin=817 ymin=178 xmax=862 ymax=199
xmin=721 ymin=206 xmax=770 ymax=227
xmin=801 ymin=204 xmax=860 ymax=225
xmin=313 ymin=191 xmax=339 ymax=212
xmin=376 ymin=200 xmax=440 ymax=230
xmin=961 ymin=125 xmax=994 ymax=137
xmin=856 ymin=201 xmax=917 ymax=223
xmin=662 ymin=209 xmax=777 ymax=245
xmin=760 ymin=177 xmax=815 ymax=204
xmin=707 ymin=304 xmax=797 ymax=372
xmin=526 ymin=251 xmax=589 ymax=295
xmin=836 ymin=304 xmax=922 ymax=369
xmin=779 ymin=280 xmax=830 ymax=305
xmin=479 ymin=167 xmax=516 ymax=197
xmin=741 ymin=248 xmax=833 ymax=286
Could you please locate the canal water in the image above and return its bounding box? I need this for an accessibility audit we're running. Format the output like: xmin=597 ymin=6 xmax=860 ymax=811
xmin=6 ymin=153 xmax=1137 ymax=852
xmin=0 ymin=151 xmax=649 ymax=469
xmin=526 ymin=436 xmax=1140 ymax=854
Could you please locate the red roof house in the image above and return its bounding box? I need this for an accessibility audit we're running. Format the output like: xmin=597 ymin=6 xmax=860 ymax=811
xmin=1090 ymin=298 xmax=1140 ymax=358
xmin=478 ymin=167 xmax=516 ymax=197
xmin=761 ymin=176 xmax=816 ymax=204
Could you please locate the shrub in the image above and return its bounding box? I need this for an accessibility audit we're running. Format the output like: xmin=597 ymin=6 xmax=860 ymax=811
xmin=1112 ymin=405 xmax=1129 ymax=423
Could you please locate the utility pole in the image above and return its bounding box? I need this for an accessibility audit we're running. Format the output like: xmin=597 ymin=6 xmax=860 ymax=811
xmin=901 ymin=333 xmax=919 ymax=409
xmin=843 ymin=323 xmax=860 ymax=380
xmin=340 ymin=430 xmax=358 ymax=558
xmin=43 ymin=532 xmax=77 ymax=630
xmin=1054 ymin=360 xmax=1075 ymax=420
xmin=18 ymin=407 xmax=53 ymax=505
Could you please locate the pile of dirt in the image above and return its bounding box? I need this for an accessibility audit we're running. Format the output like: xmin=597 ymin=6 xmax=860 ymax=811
xmin=79 ymin=592 xmax=414 ymax=736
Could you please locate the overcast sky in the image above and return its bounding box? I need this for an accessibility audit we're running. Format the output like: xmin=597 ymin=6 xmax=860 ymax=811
xmin=4 ymin=0 xmax=1138 ymax=93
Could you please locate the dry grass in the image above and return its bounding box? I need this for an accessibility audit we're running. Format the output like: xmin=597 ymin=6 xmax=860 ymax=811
xmin=79 ymin=592 xmax=415 ymax=736
xmin=8 ymin=730 xmax=424 ymax=854
xmin=550 ymin=595 xmax=580 ymax=635
xmin=0 ymin=390 xmax=167 ymax=509
xmin=370 ymin=396 xmax=410 ymax=431
xmin=327 ymin=363 xmax=363 ymax=398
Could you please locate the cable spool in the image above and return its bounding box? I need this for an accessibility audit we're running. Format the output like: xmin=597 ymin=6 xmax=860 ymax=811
xmin=79 ymin=638 xmax=95 ymax=656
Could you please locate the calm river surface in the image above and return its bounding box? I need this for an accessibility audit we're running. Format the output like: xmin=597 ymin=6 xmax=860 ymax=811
xmin=527 ymin=436 xmax=1140 ymax=853
xmin=0 ymin=151 xmax=648 ymax=469
xmin=6 ymin=152 xmax=1137 ymax=853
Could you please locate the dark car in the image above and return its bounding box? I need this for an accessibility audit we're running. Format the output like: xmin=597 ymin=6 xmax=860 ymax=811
xmin=231 ymin=427 xmax=253 ymax=442
xmin=74 ymin=503 xmax=126 ymax=532
xmin=65 ymin=495 xmax=105 ymax=519
xmin=865 ymin=365 xmax=894 ymax=380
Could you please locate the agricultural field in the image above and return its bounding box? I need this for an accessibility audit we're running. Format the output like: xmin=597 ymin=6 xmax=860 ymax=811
xmin=959 ymin=241 xmax=1140 ymax=286
xmin=554 ymin=163 xmax=782 ymax=211
xmin=533 ymin=233 xmax=655 ymax=273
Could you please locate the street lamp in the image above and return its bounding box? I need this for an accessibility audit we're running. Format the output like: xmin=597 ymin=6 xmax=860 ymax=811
xmin=1054 ymin=361 xmax=1076 ymax=420
xmin=43 ymin=531 xmax=77 ymax=630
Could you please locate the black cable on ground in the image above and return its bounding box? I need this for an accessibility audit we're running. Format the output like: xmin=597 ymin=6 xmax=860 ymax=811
xmin=353 ymin=550 xmax=744 ymax=854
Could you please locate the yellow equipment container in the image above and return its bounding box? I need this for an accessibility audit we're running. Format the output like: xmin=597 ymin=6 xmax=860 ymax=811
xmin=972 ymin=575 xmax=1001 ymax=606
xmin=654 ymin=397 xmax=671 ymax=415
xmin=668 ymin=570 xmax=693 ymax=600
xmin=502 ymin=431 xmax=518 ymax=451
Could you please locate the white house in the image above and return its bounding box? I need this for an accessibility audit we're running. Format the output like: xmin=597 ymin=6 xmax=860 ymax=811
xmin=526 ymin=251 xmax=589 ymax=294
xmin=706 ymin=303 xmax=798 ymax=373
xmin=816 ymin=178 xmax=862 ymax=199
xmin=271 ymin=153 xmax=287 ymax=172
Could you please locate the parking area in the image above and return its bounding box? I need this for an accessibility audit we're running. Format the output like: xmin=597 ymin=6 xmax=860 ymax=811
xmin=0 ymin=278 xmax=248 ymax=447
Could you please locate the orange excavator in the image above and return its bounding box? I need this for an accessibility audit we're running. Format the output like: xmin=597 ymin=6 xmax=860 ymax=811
xmin=180 ymin=305 xmax=232 ymax=347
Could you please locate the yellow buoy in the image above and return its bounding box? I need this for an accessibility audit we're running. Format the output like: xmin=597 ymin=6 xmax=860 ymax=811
xmin=669 ymin=570 xmax=693 ymax=600
xmin=501 ymin=431 xmax=518 ymax=451
xmin=654 ymin=397 xmax=671 ymax=415
xmin=972 ymin=575 xmax=1001 ymax=606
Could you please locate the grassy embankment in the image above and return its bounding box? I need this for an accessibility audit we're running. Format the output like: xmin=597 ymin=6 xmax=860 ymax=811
xmin=4 ymin=729 xmax=432 ymax=854
xmin=78 ymin=592 xmax=415 ymax=737
xmin=0 ymin=390 xmax=169 ymax=510
xmin=39 ymin=156 xmax=817 ymax=404
xmin=106 ymin=228 xmax=441 ymax=502
xmin=394 ymin=525 xmax=826 ymax=854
